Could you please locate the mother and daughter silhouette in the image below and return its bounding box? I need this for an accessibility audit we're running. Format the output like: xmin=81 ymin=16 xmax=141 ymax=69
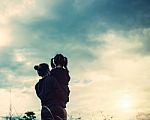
xmin=34 ymin=54 xmax=70 ymax=120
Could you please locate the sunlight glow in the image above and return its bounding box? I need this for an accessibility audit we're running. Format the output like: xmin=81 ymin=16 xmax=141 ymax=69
xmin=0 ymin=28 xmax=12 ymax=47
xmin=119 ymin=95 xmax=132 ymax=111
xmin=121 ymin=99 xmax=131 ymax=109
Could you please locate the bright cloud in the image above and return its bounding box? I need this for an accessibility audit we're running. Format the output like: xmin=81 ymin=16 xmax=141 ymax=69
xmin=67 ymin=28 xmax=150 ymax=119
xmin=0 ymin=27 xmax=12 ymax=47
xmin=0 ymin=0 xmax=57 ymax=24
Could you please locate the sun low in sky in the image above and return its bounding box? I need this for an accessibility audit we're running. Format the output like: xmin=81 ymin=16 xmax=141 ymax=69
xmin=0 ymin=0 xmax=150 ymax=120
xmin=119 ymin=95 xmax=133 ymax=111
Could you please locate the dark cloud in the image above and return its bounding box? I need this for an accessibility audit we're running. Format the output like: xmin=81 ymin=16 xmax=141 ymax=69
xmin=9 ymin=0 xmax=149 ymax=55
xmin=78 ymin=0 xmax=150 ymax=30
xmin=140 ymin=30 xmax=150 ymax=55
xmin=43 ymin=0 xmax=150 ymax=32
xmin=126 ymin=29 xmax=150 ymax=55
xmin=10 ymin=0 xmax=149 ymax=55
xmin=0 ymin=47 xmax=36 ymax=89
xmin=0 ymin=70 xmax=34 ymax=89
xmin=1 ymin=0 xmax=150 ymax=89
xmin=9 ymin=0 xmax=150 ymax=41
xmin=0 ymin=48 xmax=33 ymax=74
xmin=10 ymin=17 xmax=100 ymax=63
xmin=0 ymin=73 xmax=11 ymax=88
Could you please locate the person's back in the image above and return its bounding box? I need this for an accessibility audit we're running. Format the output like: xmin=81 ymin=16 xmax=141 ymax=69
xmin=35 ymin=74 xmax=65 ymax=107
xmin=51 ymin=67 xmax=70 ymax=85
xmin=51 ymin=67 xmax=70 ymax=103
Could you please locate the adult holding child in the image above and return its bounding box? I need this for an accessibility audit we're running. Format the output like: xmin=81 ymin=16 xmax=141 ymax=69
xmin=34 ymin=54 xmax=70 ymax=120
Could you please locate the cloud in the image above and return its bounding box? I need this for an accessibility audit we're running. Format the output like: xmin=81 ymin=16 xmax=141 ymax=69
xmin=67 ymin=28 xmax=150 ymax=119
xmin=0 ymin=26 xmax=12 ymax=47
xmin=0 ymin=47 xmax=39 ymax=89
xmin=11 ymin=0 xmax=150 ymax=46
xmin=134 ymin=28 xmax=150 ymax=55
xmin=0 ymin=0 xmax=58 ymax=24
xmin=86 ymin=0 xmax=150 ymax=29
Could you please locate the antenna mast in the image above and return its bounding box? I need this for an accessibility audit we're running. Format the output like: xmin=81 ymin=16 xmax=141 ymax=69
xmin=9 ymin=89 xmax=12 ymax=120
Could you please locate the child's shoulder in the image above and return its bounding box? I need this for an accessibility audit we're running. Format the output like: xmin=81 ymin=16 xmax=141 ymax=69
xmin=50 ymin=68 xmax=69 ymax=76
xmin=50 ymin=68 xmax=60 ymax=76
xmin=51 ymin=67 xmax=66 ymax=72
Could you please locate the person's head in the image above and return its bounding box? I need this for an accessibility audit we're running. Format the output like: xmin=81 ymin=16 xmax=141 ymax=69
xmin=34 ymin=63 xmax=50 ymax=77
xmin=51 ymin=54 xmax=68 ymax=70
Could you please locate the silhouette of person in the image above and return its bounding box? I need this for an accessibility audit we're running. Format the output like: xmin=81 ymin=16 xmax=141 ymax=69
xmin=34 ymin=63 xmax=68 ymax=120
xmin=50 ymin=54 xmax=70 ymax=104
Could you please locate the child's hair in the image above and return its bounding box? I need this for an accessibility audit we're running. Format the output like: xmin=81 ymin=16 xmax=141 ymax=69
xmin=51 ymin=54 xmax=69 ymax=71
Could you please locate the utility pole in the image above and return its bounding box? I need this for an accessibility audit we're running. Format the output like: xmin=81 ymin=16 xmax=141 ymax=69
xmin=9 ymin=89 xmax=12 ymax=120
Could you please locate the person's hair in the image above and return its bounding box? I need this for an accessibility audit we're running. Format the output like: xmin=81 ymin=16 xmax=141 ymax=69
xmin=34 ymin=63 xmax=50 ymax=77
xmin=51 ymin=54 xmax=69 ymax=72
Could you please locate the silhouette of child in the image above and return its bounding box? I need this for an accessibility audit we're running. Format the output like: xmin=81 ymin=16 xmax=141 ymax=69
xmin=50 ymin=54 xmax=70 ymax=104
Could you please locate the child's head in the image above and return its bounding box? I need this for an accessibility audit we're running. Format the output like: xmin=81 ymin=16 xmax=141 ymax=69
xmin=51 ymin=54 xmax=68 ymax=70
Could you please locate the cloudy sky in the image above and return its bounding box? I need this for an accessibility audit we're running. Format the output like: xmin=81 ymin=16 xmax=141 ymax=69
xmin=0 ymin=0 xmax=150 ymax=119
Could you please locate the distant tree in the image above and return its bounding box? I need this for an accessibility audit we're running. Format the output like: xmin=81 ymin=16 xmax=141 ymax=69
xmin=136 ymin=112 xmax=150 ymax=120
xmin=21 ymin=111 xmax=36 ymax=120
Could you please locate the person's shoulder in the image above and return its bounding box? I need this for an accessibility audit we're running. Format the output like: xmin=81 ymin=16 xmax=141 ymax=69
xmin=56 ymin=67 xmax=68 ymax=73
xmin=50 ymin=68 xmax=57 ymax=74
xmin=35 ymin=78 xmax=42 ymax=86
